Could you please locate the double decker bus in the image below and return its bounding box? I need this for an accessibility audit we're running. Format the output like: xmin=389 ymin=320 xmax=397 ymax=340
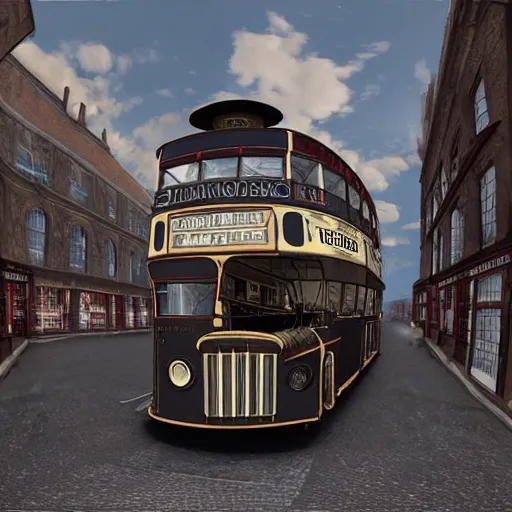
xmin=147 ymin=100 xmax=384 ymax=429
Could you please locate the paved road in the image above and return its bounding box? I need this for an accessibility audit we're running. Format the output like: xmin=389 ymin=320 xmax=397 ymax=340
xmin=1 ymin=323 xmax=511 ymax=512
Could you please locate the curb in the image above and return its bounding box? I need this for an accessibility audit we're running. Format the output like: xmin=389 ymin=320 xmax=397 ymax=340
xmin=422 ymin=334 xmax=512 ymax=432
xmin=29 ymin=329 xmax=152 ymax=344
xmin=0 ymin=339 xmax=29 ymax=380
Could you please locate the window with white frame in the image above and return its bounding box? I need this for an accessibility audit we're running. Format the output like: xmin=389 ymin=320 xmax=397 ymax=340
xmin=439 ymin=232 xmax=444 ymax=271
xmin=107 ymin=189 xmax=116 ymax=222
xmin=480 ymin=166 xmax=496 ymax=246
xmin=472 ymin=272 xmax=502 ymax=391
xmin=128 ymin=205 xmax=134 ymax=232
xmin=432 ymin=228 xmax=438 ymax=275
xmin=27 ymin=208 xmax=47 ymax=266
xmin=106 ymin=239 xmax=116 ymax=277
xmin=440 ymin=165 xmax=448 ymax=200
xmin=129 ymin=252 xmax=138 ymax=283
xmin=451 ymin=209 xmax=464 ymax=265
xmin=451 ymin=136 xmax=459 ymax=181
xmin=432 ymin=180 xmax=440 ymax=219
xmin=474 ymin=79 xmax=489 ymax=134
xmin=426 ymin=197 xmax=432 ymax=233
xmin=70 ymin=225 xmax=86 ymax=272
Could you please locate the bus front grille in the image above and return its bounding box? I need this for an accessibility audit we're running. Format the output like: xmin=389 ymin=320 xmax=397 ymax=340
xmin=203 ymin=351 xmax=278 ymax=418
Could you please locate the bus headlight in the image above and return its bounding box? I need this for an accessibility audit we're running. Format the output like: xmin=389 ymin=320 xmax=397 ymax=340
xmin=168 ymin=360 xmax=192 ymax=388
xmin=287 ymin=365 xmax=312 ymax=392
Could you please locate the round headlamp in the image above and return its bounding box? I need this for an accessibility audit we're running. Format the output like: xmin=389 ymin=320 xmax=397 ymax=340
xmin=168 ymin=360 xmax=192 ymax=388
xmin=287 ymin=365 xmax=312 ymax=392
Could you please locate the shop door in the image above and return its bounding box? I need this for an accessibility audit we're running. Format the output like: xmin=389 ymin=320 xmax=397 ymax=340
xmin=7 ymin=282 xmax=28 ymax=337
xmin=455 ymin=281 xmax=470 ymax=366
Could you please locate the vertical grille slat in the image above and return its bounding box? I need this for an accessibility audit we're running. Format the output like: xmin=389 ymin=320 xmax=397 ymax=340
xmin=203 ymin=352 xmax=277 ymax=419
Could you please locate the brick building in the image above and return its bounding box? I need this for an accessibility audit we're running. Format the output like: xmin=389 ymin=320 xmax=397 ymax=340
xmin=0 ymin=0 xmax=34 ymax=62
xmin=413 ymin=0 xmax=512 ymax=410
xmin=0 ymin=55 xmax=152 ymax=351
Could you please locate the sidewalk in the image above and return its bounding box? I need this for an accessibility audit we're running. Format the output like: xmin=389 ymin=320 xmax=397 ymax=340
xmin=411 ymin=322 xmax=512 ymax=432
xmin=0 ymin=328 xmax=152 ymax=380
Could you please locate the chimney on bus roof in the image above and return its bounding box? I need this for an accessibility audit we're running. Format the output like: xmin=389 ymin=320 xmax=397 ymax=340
xmin=189 ymin=99 xmax=283 ymax=131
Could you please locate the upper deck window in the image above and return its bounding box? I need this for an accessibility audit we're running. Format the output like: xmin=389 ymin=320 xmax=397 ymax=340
xmin=323 ymin=168 xmax=346 ymax=199
xmin=163 ymin=162 xmax=199 ymax=187
xmin=362 ymin=201 xmax=370 ymax=220
xmin=240 ymin=156 xmax=283 ymax=178
xmin=291 ymin=155 xmax=321 ymax=188
xmin=203 ymin=157 xmax=238 ymax=180
xmin=348 ymin=185 xmax=360 ymax=210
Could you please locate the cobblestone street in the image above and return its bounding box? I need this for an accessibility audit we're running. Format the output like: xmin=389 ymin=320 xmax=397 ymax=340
xmin=0 ymin=323 xmax=511 ymax=512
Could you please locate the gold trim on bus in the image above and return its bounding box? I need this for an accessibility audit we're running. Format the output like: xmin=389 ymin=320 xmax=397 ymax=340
xmin=147 ymin=407 xmax=318 ymax=429
xmin=196 ymin=330 xmax=285 ymax=351
xmin=283 ymin=337 xmax=339 ymax=362
xmin=285 ymin=130 xmax=293 ymax=180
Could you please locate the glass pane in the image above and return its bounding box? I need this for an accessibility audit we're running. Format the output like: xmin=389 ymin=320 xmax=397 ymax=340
xmin=291 ymin=155 xmax=321 ymax=187
xmin=156 ymin=282 xmax=216 ymax=316
xmin=240 ymin=157 xmax=283 ymax=178
xmin=323 ymin=169 xmax=346 ymax=199
xmin=348 ymin=185 xmax=360 ymax=210
xmin=327 ymin=282 xmax=342 ymax=312
xmin=163 ymin=162 xmax=199 ymax=187
xmin=356 ymin=286 xmax=366 ymax=314
xmin=342 ymin=284 xmax=356 ymax=315
xmin=362 ymin=201 xmax=369 ymax=220
xmin=203 ymin=158 xmax=238 ymax=180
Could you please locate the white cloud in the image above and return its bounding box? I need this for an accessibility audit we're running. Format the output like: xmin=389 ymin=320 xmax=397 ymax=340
xmin=11 ymin=40 xmax=162 ymax=187
xmin=156 ymin=88 xmax=174 ymax=98
xmin=76 ymin=43 xmax=113 ymax=74
xmin=374 ymin=200 xmax=400 ymax=223
xmin=360 ymin=84 xmax=380 ymax=101
xmin=381 ymin=236 xmax=411 ymax=247
xmin=212 ymin=12 xmax=409 ymax=193
xmin=10 ymin=14 xmax=410 ymax=193
xmin=414 ymin=58 xmax=431 ymax=85
xmin=184 ymin=88 xmax=196 ymax=95
xmin=402 ymin=221 xmax=420 ymax=230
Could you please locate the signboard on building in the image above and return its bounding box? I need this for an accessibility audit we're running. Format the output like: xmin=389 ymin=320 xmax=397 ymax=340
xmin=0 ymin=0 xmax=35 ymax=62
xmin=438 ymin=253 xmax=511 ymax=288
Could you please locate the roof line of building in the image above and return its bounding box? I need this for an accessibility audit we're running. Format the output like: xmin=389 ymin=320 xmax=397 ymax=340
xmin=9 ymin=56 xmax=117 ymax=156
xmin=0 ymin=85 xmax=152 ymax=214
xmin=419 ymin=0 xmax=460 ymax=173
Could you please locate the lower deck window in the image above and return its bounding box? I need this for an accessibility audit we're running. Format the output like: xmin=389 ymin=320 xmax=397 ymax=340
xmin=156 ymin=282 xmax=216 ymax=316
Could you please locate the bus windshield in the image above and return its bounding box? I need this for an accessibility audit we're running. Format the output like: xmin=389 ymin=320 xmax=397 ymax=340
xmin=155 ymin=281 xmax=216 ymax=316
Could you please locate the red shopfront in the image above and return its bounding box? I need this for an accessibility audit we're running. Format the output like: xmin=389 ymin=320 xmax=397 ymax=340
xmin=436 ymin=251 xmax=511 ymax=396
xmin=1 ymin=265 xmax=33 ymax=338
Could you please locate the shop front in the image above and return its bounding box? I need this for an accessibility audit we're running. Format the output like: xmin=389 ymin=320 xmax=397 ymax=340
xmin=34 ymin=286 xmax=71 ymax=333
xmin=0 ymin=264 xmax=33 ymax=338
xmin=436 ymin=251 xmax=511 ymax=396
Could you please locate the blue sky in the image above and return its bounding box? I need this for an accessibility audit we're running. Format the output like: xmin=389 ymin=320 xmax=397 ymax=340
xmin=16 ymin=0 xmax=450 ymax=301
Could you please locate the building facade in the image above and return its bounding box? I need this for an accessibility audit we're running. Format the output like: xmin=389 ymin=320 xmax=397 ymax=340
xmin=0 ymin=0 xmax=34 ymax=62
xmin=413 ymin=0 xmax=512 ymax=410
xmin=386 ymin=299 xmax=412 ymax=324
xmin=0 ymin=55 xmax=152 ymax=349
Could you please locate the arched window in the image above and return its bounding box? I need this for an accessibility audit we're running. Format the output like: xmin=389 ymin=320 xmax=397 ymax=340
xmin=451 ymin=209 xmax=464 ymax=265
xmin=27 ymin=208 xmax=47 ymax=265
xmin=70 ymin=225 xmax=86 ymax=272
xmin=474 ymin=79 xmax=489 ymax=134
xmin=106 ymin=239 xmax=116 ymax=277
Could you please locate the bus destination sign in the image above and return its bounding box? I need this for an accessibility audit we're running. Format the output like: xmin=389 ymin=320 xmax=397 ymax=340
xmin=155 ymin=179 xmax=290 ymax=208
